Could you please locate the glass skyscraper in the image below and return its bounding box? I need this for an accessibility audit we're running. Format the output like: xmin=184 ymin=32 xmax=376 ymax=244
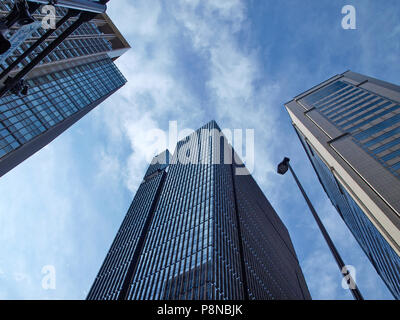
xmin=0 ymin=1 xmax=130 ymax=177
xmin=87 ymin=121 xmax=311 ymax=300
xmin=285 ymin=71 xmax=400 ymax=299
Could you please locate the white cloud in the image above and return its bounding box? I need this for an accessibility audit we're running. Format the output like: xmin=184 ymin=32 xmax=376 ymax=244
xmin=97 ymin=0 xmax=275 ymax=194
xmin=101 ymin=0 xmax=283 ymax=196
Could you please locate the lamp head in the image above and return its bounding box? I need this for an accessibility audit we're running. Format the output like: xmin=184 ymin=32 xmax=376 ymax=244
xmin=277 ymin=157 xmax=290 ymax=175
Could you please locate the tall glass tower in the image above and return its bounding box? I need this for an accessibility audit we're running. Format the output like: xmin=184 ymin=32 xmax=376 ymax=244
xmin=0 ymin=1 xmax=130 ymax=177
xmin=285 ymin=71 xmax=400 ymax=299
xmin=87 ymin=121 xmax=311 ymax=300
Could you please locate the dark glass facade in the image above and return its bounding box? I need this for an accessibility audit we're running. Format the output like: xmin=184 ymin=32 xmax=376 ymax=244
xmin=87 ymin=121 xmax=311 ymax=300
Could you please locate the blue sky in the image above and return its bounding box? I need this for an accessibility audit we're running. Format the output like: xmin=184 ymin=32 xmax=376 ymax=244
xmin=0 ymin=0 xmax=399 ymax=300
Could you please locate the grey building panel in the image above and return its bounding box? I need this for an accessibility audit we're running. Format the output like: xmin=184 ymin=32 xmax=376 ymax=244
xmin=331 ymin=137 xmax=400 ymax=222
xmin=285 ymin=71 xmax=400 ymax=299
xmin=295 ymin=126 xmax=400 ymax=299
xmin=305 ymin=109 xmax=344 ymax=140
xmin=344 ymin=71 xmax=400 ymax=97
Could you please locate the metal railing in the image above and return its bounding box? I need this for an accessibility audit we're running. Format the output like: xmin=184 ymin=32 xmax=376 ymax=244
xmin=0 ymin=0 xmax=111 ymax=97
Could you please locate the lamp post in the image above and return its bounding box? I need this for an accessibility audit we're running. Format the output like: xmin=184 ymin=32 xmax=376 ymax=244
xmin=277 ymin=157 xmax=364 ymax=301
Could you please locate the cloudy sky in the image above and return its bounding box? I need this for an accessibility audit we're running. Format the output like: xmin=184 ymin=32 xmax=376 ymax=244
xmin=1 ymin=0 xmax=399 ymax=300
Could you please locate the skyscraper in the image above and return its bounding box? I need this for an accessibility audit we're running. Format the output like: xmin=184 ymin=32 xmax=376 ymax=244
xmin=87 ymin=121 xmax=311 ymax=300
xmin=0 ymin=1 xmax=130 ymax=177
xmin=285 ymin=71 xmax=400 ymax=299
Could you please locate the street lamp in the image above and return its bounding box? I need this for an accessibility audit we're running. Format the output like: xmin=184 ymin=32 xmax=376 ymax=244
xmin=277 ymin=157 xmax=364 ymax=301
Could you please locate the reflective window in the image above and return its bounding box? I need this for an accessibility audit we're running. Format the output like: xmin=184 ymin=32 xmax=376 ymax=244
xmin=0 ymin=58 xmax=126 ymax=159
xmin=372 ymin=138 xmax=400 ymax=155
